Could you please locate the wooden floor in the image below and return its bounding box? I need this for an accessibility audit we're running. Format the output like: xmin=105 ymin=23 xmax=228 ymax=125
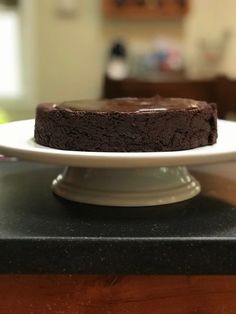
xmin=0 ymin=276 xmax=236 ymax=313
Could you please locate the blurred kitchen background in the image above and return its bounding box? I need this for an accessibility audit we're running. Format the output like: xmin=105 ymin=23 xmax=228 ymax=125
xmin=0 ymin=0 xmax=236 ymax=122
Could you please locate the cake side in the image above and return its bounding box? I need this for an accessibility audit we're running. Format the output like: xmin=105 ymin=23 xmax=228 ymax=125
xmin=34 ymin=98 xmax=217 ymax=152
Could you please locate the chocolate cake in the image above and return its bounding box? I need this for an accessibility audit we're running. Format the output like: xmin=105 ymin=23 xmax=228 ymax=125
xmin=34 ymin=97 xmax=217 ymax=152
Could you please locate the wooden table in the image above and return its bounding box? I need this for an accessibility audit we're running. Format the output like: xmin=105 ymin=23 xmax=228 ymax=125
xmin=1 ymin=161 xmax=236 ymax=313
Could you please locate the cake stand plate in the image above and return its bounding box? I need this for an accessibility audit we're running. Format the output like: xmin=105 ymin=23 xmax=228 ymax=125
xmin=0 ymin=119 xmax=236 ymax=206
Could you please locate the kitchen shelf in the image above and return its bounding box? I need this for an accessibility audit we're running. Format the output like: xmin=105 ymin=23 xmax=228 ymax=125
xmin=103 ymin=0 xmax=189 ymax=19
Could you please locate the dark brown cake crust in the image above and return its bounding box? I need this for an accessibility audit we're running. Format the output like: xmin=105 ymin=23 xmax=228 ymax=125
xmin=34 ymin=97 xmax=217 ymax=152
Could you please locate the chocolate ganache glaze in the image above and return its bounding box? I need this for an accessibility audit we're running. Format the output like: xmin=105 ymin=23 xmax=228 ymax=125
xmin=53 ymin=97 xmax=205 ymax=113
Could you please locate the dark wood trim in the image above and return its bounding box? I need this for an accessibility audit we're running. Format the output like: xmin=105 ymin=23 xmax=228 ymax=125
xmin=1 ymin=275 xmax=236 ymax=313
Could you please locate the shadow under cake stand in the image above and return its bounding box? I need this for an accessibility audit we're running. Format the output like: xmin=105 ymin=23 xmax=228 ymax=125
xmin=0 ymin=119 xmax=236 ymax=207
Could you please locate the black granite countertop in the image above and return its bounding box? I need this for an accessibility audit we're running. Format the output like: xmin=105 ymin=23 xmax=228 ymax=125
xmin=1 ymin=160 xmax=236 ymax=274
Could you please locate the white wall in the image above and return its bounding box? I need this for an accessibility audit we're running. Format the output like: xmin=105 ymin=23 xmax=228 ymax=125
xmin=35 ymin=0 xmax=104 ymax=102
xmin=34 ymin=0 xmax=183 ymax=104
xmin=5 ymin=0 xmax=236 ymax=118
xmin=184 ymin=0 xmax=236 ymax=77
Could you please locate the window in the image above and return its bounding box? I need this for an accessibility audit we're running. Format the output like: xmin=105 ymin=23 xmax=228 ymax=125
xmin=0 ymin=9 xmax=21 ymax=98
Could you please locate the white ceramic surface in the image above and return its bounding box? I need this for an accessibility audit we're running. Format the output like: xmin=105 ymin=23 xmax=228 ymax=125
xmin=0 ymin=119 xmax=235 ymax=206
xmin=0 ymin=119 xmax=235 ymax=168
xmin=52 ymin=166 xmax=201 ymax=206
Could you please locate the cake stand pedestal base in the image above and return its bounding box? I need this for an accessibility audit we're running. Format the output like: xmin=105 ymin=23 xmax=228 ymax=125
xmin=52 ymin=166 xmax=200 ymax=207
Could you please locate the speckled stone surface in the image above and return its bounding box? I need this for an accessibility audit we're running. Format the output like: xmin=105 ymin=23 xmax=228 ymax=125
xmin=0 ymin=161 xmax=236 ymax=274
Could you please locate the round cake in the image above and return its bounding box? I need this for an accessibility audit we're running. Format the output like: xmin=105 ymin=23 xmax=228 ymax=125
xmin=34 ymin=97 xmax=217 ymax=152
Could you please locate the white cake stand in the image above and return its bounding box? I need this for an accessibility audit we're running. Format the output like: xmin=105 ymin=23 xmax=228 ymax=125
xmin=0 ymin=119 xmax=236 ymax=206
